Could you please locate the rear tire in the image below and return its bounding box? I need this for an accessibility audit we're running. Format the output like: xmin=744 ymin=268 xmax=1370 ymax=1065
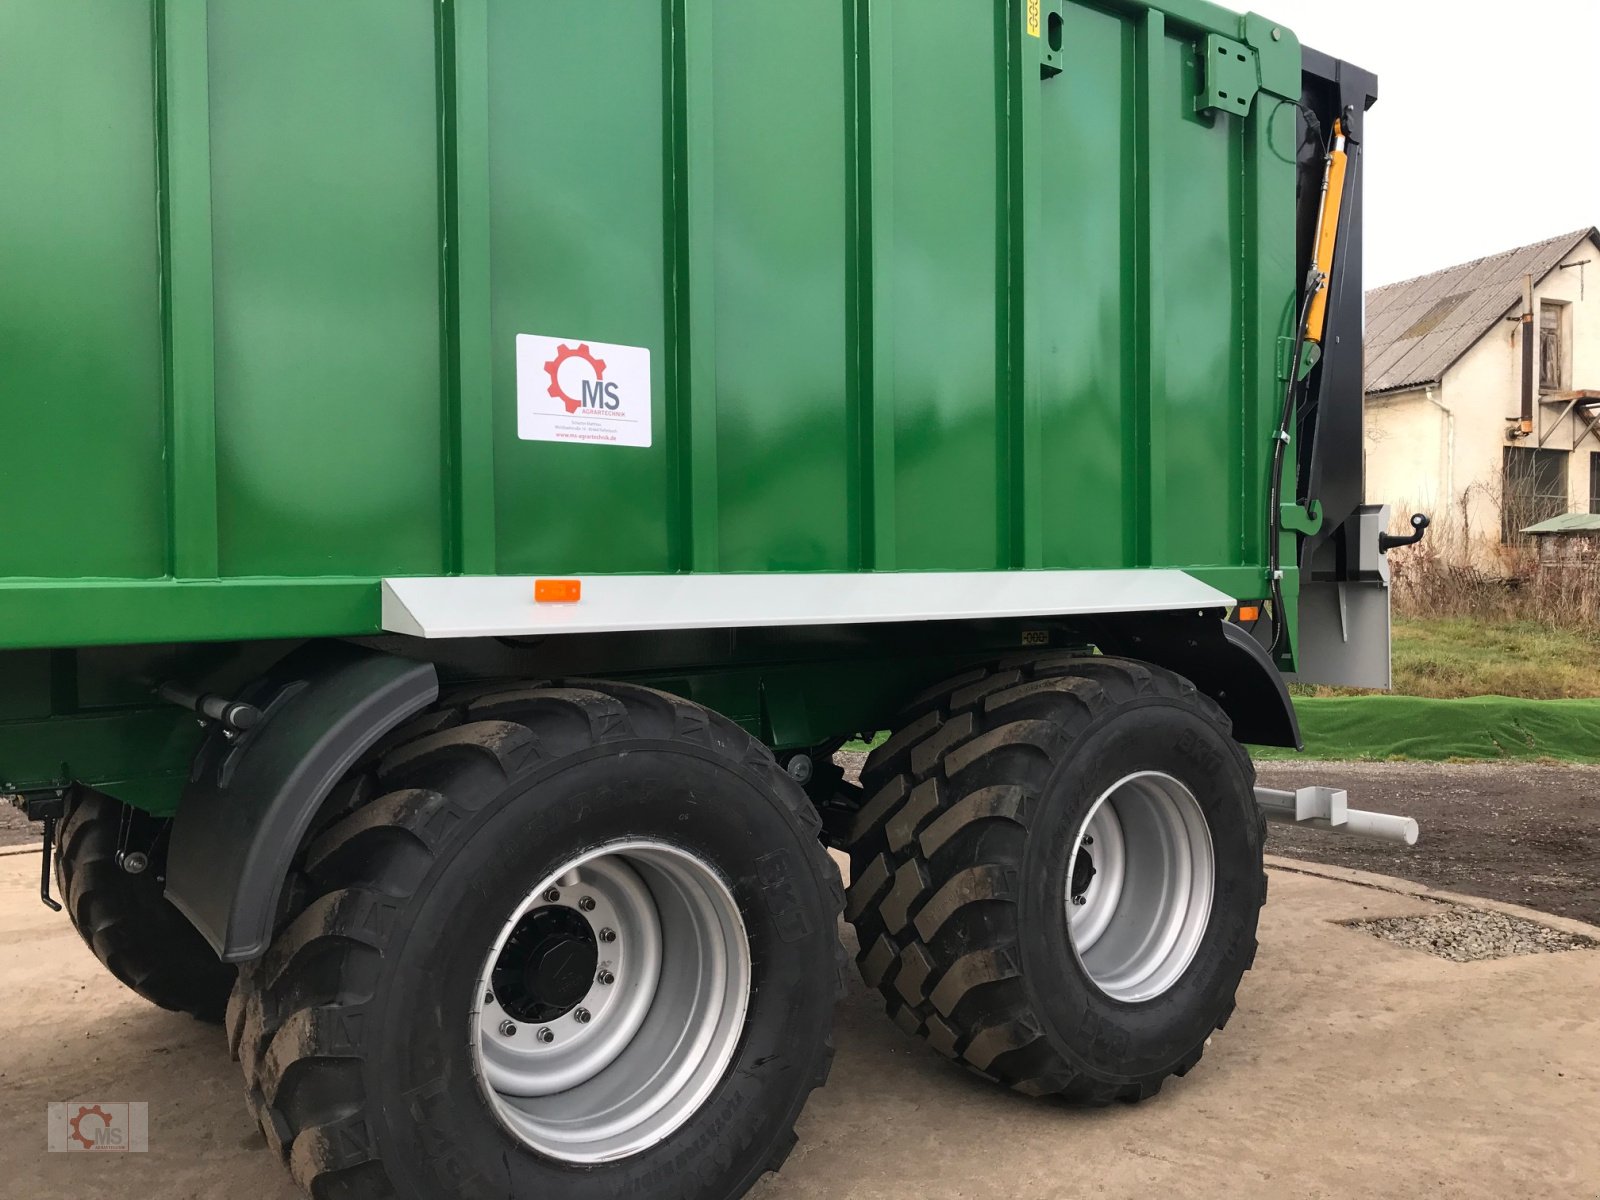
xmin=227 ymin=680 xmax=844 ymax=1200
xmin=54 ymin=788 xmax=235 ymax=1022
xmin=845 ymin=654 xmax=1265 ymax=1101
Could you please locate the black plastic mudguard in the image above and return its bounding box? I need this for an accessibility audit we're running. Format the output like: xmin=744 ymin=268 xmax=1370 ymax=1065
xmin=1093 ymin=614 xmax=1303 ymax=750
xmin=164 ymin=642 xmax=438 ymax=962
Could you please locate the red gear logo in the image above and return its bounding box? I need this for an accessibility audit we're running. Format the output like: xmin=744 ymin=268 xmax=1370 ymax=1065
xmin=69 ymin=1104 xmax=112 ymax=1150
xmin=543 ymin=343 xmax=607 ymax=415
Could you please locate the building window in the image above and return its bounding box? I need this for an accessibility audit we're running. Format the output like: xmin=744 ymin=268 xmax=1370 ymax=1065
xmin=1539 ymin=303 xmax=1567 ymax=392
xmin=1591 ymin=452 xmax=1600 ymax=515
xmin=1503 ymin=447 xmax=1569 ymax=540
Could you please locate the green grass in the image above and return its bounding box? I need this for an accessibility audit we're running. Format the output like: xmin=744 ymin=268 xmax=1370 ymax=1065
xmin=1271 ymin=617 xmax=1600 ymax=762
xmin=841 ymin=733 xmax=887 ymax=753
xmin=1298 ymin=616 xmax=1600 ymax=701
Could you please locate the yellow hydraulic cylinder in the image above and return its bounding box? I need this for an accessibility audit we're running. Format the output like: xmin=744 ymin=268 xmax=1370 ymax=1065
xmin=1305 ymin=121 xmax=1349 ymax=346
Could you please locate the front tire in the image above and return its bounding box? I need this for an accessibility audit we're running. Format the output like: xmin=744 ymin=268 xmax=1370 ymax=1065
xmin=845 ymin=654 xmax=1265 ymax=1101
xmin=54 ymin=788 xmax=235 ymax=1022
xmin=228 ymin=681 xmax=844 ymax=1200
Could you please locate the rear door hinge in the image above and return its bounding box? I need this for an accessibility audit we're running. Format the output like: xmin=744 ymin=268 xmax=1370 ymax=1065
xmin=1280 ymin=500 xmax=1324 ymax=537
xmin=1196 ymin=34 xmax=1259 ymax=118
xmin=1276 ymin=337 xmax=1322 ymax=382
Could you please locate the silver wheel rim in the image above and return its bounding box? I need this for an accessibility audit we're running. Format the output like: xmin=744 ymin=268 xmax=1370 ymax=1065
xmin=471 ymin=840 xmax=751 ymax=1163
xmin=1066 ymin=772 xmax=1214 ymax=1003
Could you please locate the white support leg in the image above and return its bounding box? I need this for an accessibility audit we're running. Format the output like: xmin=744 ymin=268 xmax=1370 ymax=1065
xmin=1254 ymin=785 xmax=1418 ymax=846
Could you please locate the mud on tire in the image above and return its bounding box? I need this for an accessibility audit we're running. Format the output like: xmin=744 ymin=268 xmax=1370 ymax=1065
xmin=845 ymin=654 xmax=1266 ymax=1102
xmin=226 ymin=680 xmax=845 ymax=1200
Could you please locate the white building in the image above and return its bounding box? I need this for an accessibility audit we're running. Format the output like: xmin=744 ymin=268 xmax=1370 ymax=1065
xmin=1363 ymin=228 xmax=1600 ymax=565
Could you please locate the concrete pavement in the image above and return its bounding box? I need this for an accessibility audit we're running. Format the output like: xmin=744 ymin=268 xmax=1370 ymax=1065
xmin=2 ymin=848 xmax=1597 ymax=1199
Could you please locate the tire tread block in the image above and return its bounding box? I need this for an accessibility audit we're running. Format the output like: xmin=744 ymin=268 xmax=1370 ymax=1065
xmin=885 ymin=778 xmax=942 ymax=854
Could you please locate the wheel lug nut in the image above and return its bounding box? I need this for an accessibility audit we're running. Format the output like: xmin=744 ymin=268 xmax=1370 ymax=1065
xmin=574 ymin=1008 xmax=592 ymax=1024
xmin=537 ymin=1027 xmax=554 ymax=1043
xmin=543 ymin=887 xmax=561 ymax=904
xmin=499 ymin=1020 xmax=517 ymax=1037
xmin=578 ymin=896 xmax=596 ymax=912
xmin=598 ymin=927 xmax=616 ymax=943
xmin=1071 ymin=895 xmax=1086 ymax=907
xmin=484 ymin=991 xmax=494 ymax=1004
xmin=596 ymin=970 xmax=614 ymax=986
xmin=1083 ymin=836 xmax=1094 ymax=846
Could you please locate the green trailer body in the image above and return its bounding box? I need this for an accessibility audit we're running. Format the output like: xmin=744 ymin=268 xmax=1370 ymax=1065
xmin=5 ymin=0 xmax=1301 ymax=633
xmin=0 ymin=0 xmax=1374 ymax=813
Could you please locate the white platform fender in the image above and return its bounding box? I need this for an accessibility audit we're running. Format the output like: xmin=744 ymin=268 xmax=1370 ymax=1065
xmin=1254 ymin=785 xmax=1419 ymax=846
xmin=381 ymin=570 xmax=1235 ymax=640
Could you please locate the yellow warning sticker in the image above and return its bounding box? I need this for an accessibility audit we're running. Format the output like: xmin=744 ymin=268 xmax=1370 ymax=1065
xmin=1026 ymin=0 xmax=1041 ymax=37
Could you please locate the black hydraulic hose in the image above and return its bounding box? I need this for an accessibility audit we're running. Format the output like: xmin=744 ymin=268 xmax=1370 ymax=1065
xmin=1268 ymin=104 xmax=1335 ymax=660
xmin=1267 ymin=284 xmax=1318 ymax=659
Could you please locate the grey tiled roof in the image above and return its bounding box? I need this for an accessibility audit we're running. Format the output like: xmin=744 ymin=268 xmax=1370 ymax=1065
xmin=1364 ymin=229 xmax=1597 ymax=395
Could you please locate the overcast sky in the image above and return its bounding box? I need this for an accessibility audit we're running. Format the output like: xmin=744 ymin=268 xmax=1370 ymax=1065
xmin=1264 ymin=0 xmax=1599 ymax=286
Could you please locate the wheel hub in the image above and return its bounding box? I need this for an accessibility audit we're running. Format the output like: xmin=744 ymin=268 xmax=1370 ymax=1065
xmin=492 ymin=907 xmax=599 ymax=1023
xmin=472 ymin=841 xmax=751 ymax=1164
xmin=1069 ymin=841 xmax=1097 ymax=903
xmin=1066 ymin=771 xmax=1215 ymax=1003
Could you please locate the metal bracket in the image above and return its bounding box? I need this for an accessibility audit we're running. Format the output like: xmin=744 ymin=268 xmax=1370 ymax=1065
xmin=1297 ymin=341 xmax=1323 ymax=381
xmin=1276 ymin=336 xmax=1295 ymax=382
xmin=1280 ymin=499 xmax=1324 ymax=537
xmin=11 ymin=786 xmax=69 ymax=911
xmin=1276 ymin=337 xmax=1322 ymax=382
xmin=1196 ymin=34 xmax=1259 ymax=118
xmin=1034 ymin=0 xmax=1063 ymax=79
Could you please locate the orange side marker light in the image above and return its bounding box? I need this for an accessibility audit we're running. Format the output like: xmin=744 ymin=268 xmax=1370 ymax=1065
xmin=535 ymin=579 xmax=582 ymax=603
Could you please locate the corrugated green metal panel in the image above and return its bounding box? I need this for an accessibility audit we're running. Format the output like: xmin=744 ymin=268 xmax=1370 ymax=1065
xmin=883 ymin=1 xmax=1004 ymax=570
xmin=0 ymin=0 xmax=167 ymax=580
xmin=208 ymin=0 xmax=446 ymax=577
xmin=1155 ymin=29 xmax=1246 ymax=568
xmin=0 ymin=0 xmax=1305 ymax=651
xmin=1037 ymin=2 xmax=1138 ymax=570
xmin=710 ymin=4 xmax=852 ymax=573
xmin=487 ymin=1 xmax=673 ymax=575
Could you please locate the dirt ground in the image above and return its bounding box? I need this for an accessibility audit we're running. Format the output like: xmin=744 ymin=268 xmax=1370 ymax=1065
xmin=1256 ymin=760 xmax=1600 ymax=926
xmin=3 ymin=848 xmax=1598 ymax=1199
xmin=1 ymin=801 xmax=37 ymax=848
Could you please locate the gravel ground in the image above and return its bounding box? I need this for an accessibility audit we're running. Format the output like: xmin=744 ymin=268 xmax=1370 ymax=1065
xmin=1345 ymin=903 xmax=1598 ymax=962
